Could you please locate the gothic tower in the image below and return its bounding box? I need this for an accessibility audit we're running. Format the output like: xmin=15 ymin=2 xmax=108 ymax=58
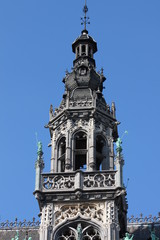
xmin=34 ymin=3 xmax=127 ymax=240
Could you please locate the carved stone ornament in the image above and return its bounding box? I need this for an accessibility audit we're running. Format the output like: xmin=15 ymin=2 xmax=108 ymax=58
xmin=40 ymin=204 xmax=53 ymax=228
xmin=43 ymin=175 xmax=75 ymax=190
xmin=83 ymin=172 xmax=115 ymax=188
xmin=54 ymin=203 xmax=104 ymax=226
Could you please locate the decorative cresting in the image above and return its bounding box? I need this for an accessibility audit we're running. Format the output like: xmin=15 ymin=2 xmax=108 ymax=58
xmin=127 ymin=213 xmax=160 ymax=224
xmin=0 ymin=218 xmax=40 ymax=229
xmin=1 ymin=214 xmax=159 ymax=229
xmin=54 ymin=203 xmax=104 ymax=226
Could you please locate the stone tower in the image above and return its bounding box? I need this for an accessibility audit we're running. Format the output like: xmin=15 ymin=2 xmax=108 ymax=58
xmin=34 ymin=3 xmax=127 ymax=240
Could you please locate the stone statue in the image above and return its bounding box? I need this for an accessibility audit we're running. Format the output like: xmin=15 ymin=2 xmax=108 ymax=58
xmin=49 ymin=104 xmax=54 ymax=119
xmin=116 ymin=137 xmax=122 ymax=154
xmin=77 ymin=223 xmax=82 ymax=240
xmin=123 ymin=232 xmax=134 ymax=240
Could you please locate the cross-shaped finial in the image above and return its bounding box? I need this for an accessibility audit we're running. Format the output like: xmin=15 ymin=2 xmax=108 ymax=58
xmin=81 ymin=0 xmax=90 ymax=30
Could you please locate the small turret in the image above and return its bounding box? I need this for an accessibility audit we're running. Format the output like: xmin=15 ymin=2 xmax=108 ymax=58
xmin=72 ymin=29 xmax=97 ymax=68
xmin=115 ymin=137 xmax=124 ymax=188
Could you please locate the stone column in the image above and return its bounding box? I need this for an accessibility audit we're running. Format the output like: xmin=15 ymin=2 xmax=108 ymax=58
xmin=115 ymin=152 xmax=124 ymax=188
xmin=108 ymin=130 xmax=114 ymax=170
xmin=51 ymin=132 xmax=56 ymax=173
xmin=65 ymin=129 xmax=72 ymax=172
xmin=88 ymin=118 xmax=96 ymax=170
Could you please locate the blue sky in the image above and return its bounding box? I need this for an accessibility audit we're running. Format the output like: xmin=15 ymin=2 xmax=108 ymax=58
xmin=0 ymin=0 xmax=160 ymax=221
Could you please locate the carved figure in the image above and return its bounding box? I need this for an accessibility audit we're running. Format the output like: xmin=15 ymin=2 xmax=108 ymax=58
xmin=123 ymin=232 xmax=134 ymax=240
xmin=49 ymin=104 xmax=54 ymax=119
xmin=77 ymin=223 xmax=82 ymax=240
xmin=116 ymin=137 xmax=122 ymax=154
xmin=37 ymin=141 xmax=42 ymax=153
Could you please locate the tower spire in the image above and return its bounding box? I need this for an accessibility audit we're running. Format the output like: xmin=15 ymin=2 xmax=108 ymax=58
xmin=81 ymin=0 xmax=90 ymax=31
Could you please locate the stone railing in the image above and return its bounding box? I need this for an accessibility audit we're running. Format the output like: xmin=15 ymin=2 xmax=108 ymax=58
xmin=0 ymin=218 xmax=40 ymax=229
xmin=127 ymin=213 xmax=160 ymax=225
xmin=42 ymin=170 xmax=116 ymax=192
xmin=83 ymin=172 xmax=116 ymax=188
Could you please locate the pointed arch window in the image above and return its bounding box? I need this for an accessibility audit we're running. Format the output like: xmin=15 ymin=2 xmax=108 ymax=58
xmin=58 ymin=137 xmax=66 ymax=172
xmin=88 ymin=46 xmax=92 ymax=57
xmin=96 ymin=135 xmax=106 ymax=170
xmin=77 ymin=46 xmax=80 ymax=58
xmin=81 ymin=45 xmax=86 ymax=56
xmin=74 ymin=131 xmax=87 ymax=171
xmin=56 ymin=223 xmax=101 ymax=240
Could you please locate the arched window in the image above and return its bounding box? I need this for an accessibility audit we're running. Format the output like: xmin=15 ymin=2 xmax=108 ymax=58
xmin=74 ymin=131 xmax=87 ymax=171
xmin=58 ymin=137 xmax=66 ymax=172
xmin=88 ymin=46 xmax=92 ymax=57
xmin=55 ymin=222 xmax=101 ymax=240
xmin=77 ymin=46 xmax=80 ymax=58
xmin=58 ymin=229 xmax=76 ymax=240
xmin=82 ymin=228 xmax=101 ymax=240
xmin=81 ymin=45 xmax=86 ymax=56
xmin=96 ymin=135 xmax=106 ymax=170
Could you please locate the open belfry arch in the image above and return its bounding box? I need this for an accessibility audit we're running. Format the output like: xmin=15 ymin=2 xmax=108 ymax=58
xmin=34 ymin=2 xmax=128 ymax=240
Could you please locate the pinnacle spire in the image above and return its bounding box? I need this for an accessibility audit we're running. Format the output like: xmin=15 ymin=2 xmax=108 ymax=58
xmin=81 ymin=0 xmax=90 ymax=31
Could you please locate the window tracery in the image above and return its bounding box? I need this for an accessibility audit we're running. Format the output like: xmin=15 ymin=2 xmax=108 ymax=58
xmin=56 ymin=224 xmax=101 ymax=240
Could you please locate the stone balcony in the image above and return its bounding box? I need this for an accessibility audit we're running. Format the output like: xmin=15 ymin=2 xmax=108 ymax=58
xmin=41 ymin=170 xmax=116 ymax=193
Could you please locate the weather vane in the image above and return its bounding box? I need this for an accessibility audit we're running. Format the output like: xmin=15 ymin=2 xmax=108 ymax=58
xmin=81 ymin=0 xmax=90 ymax=30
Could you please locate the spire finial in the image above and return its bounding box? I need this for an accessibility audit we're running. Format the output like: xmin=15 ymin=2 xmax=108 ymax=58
xmin=81 ymin=0 xmax=90 ymax=31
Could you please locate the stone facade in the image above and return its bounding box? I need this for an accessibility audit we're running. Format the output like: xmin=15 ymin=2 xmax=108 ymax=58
xmin=33 ymin=11 xmax=127 ymax=240
xmin=1 ymin=3 xmax=159 ymax=240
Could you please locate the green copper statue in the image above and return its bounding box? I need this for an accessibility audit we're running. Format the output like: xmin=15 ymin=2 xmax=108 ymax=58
xmin=116 ymin=131 xmax=128 ymax=155
xmin=11 ymin=230 xmax=19 ymax=240
xmin=37 ymin=141 xmax=42 ymax=152
xmin=116 ymin=137 xmax=122 ymax=154
xmin=123 ymin=232 xmax=134 ymax=240
xmin=77 ymin=223 xmax=82 ymax=240
xmin=37 ymin=141 xmax=43 ymax=158
xmin=151 ymin=229 xmax=159 ymax=240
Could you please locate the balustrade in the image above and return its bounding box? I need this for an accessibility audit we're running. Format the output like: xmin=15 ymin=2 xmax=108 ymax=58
xmin=42 ymin=170 xmax=116 ymax=192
